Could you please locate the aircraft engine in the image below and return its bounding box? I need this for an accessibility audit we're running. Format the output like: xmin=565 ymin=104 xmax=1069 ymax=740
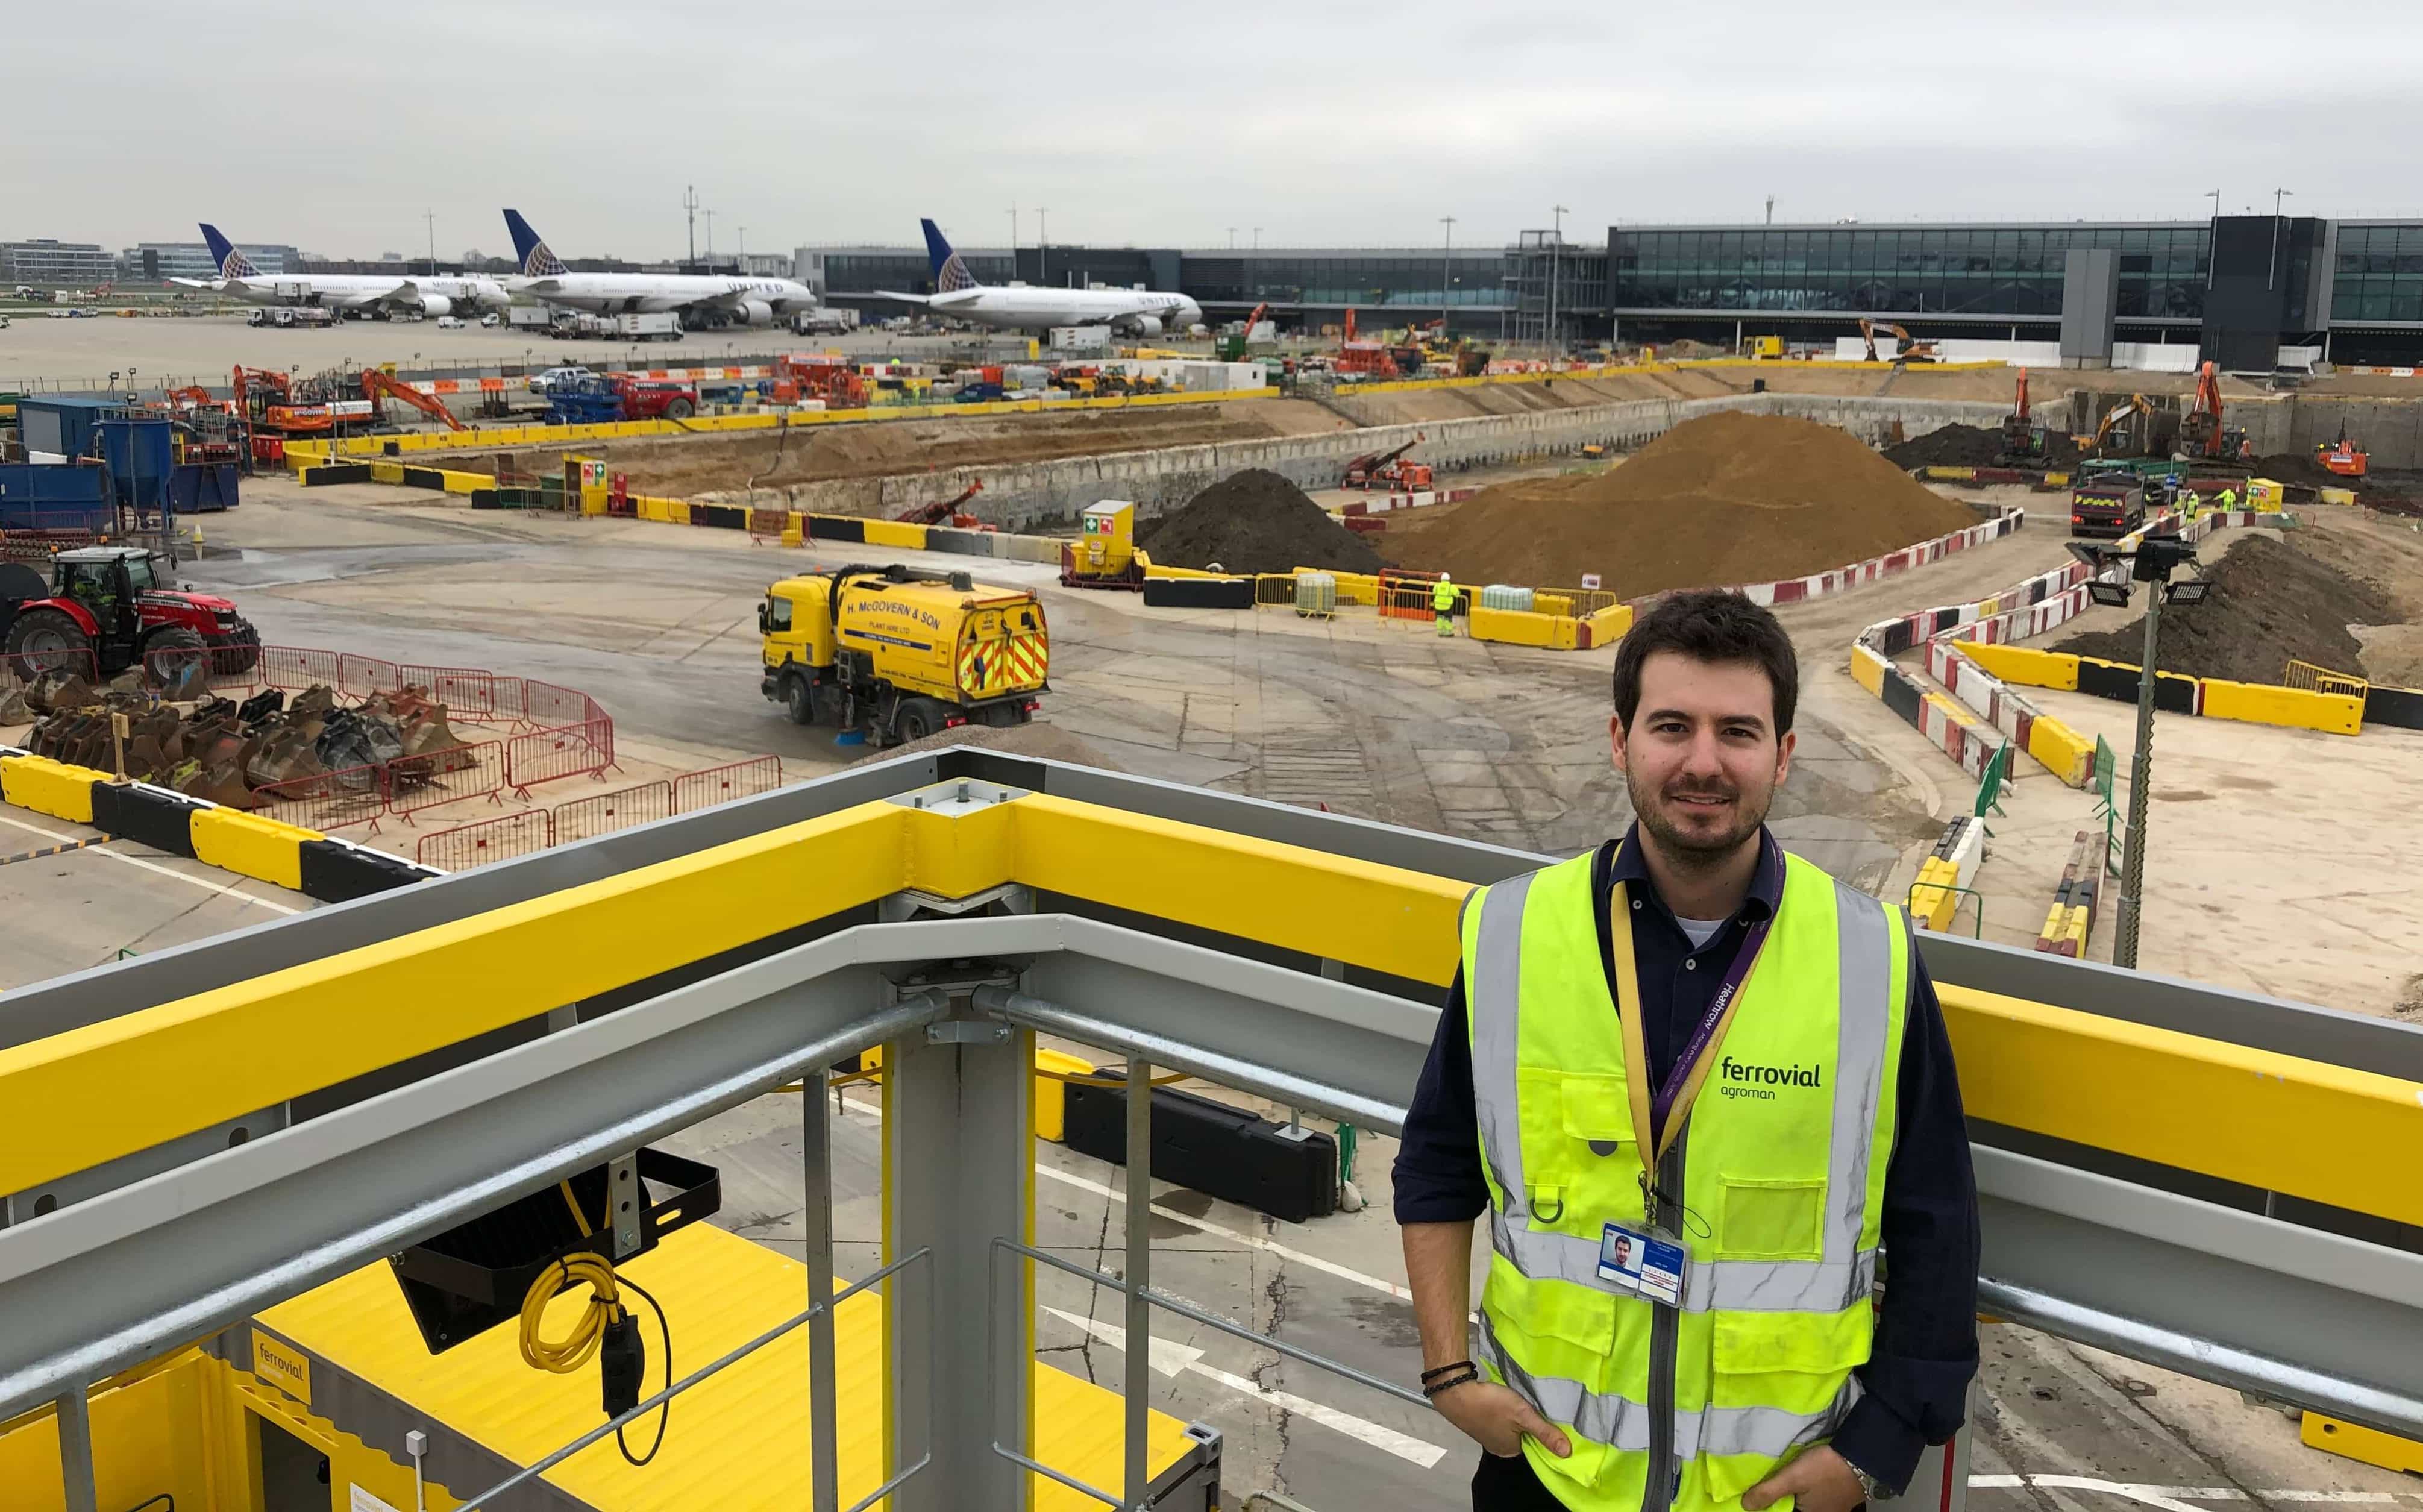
xmin=417 ymin=295 xmax=453 ymax=318
xmin=735 ymin=300 xmax=775 ymax=327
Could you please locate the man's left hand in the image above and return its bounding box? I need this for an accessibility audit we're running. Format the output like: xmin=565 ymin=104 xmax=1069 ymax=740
xmin=1742 ymin=1446 xmax=1870 ymax=1512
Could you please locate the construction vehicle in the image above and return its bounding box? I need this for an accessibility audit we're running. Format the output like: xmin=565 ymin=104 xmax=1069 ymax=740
xmin=896 ymin=480 xmax=992 ymax=530
xmin=1342 ymin=435 xmax=1434 ymax=491
xmin=1858 ymin=318 xmax=1939 ymax=364
xmin=1216 ymin=303 xmax=1272 ymax=362
xmin=2318 ymin=421 xmax=2369 ymax=478
xmin=232 ymin=366 xmax=373 ymax=437
xmin=2077 ymin=392 xmax=2157 ymax=457
xmin=2178 ymin=360 xmax=2251 ymax=463
xmin=0 ymin=545 xmax=260 ymax=677
xmin=759 ymin=563 xmax=1047 ymax=745
xmin=776 ymin=355 xmax=868 ymax=410
xmin=1998 ymin=368 xmax=2048 ymax=463
xmin=544 ymin=377 xmax=700 ymax=426
xmin=361 ymin=369 xmax=469 ymax=433
xmin=2069 ymin=477 xmax=2148 ymax=539
xmin=1744 ymin=335 xmax=1784 ymax=360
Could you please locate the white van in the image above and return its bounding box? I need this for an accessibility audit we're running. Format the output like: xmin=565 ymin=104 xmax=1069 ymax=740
xmin=435 ymin=315 xmax=465 ymax=330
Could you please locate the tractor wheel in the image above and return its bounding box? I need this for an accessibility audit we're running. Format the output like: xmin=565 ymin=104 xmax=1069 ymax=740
xmin=665 ymin=397 xmax=695 ymax=420
xmin=142 ymin=626 xmax=211 ymax=690
xmin=4 ymin=607 xmax=92 ymax=679
xmin=783 ymin=675 xmax=815 ymax=726
xmin=210 ymin=621 xmax=262 ymax=675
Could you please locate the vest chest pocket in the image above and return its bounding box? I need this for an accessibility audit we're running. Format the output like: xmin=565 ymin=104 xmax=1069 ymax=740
xmin=1717 ymin=1176 xmax=1828 ymax=1263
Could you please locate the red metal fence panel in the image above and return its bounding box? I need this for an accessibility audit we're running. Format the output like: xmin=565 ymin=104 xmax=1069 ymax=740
xmin=505 ymin=717 xmax=612 ymax=795
xmin=385 ymin=739 xmax=505 ymax=820
xmin=553 ymin=779 xmax=674 ymax=844
xmin=670 ymin=756 xmax=784 ymax=815
xmin=523 ymin=679 xmax=592 ymax=730
xmin=415 ymin=809 xmax=553 ymax=870
xmin=339 ymin=653 xmax=401 ymax=701
xmin=253 ymin=763 xmax=388 ymax=833
xmin=259 ymin=646 xmax=342 ymax=693
xmin=2 ymin=647 xmax=100 ymax=706
xmin=399 ymin=665 xmax=500 ymax=720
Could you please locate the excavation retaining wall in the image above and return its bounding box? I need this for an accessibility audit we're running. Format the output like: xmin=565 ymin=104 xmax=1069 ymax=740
xmin=708 ymin=394 xmax=2016 ymax=531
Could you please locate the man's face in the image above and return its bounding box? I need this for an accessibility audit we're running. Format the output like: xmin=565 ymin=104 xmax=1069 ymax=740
xmin=1610 ymin=651 xmax=1794 ymax=859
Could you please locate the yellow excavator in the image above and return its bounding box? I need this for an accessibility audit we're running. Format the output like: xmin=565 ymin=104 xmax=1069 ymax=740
xmin=1858 ymin=318 xmax=1940 ymax=364
xmin=2075 ymin=393 xmax=2155 ymax=456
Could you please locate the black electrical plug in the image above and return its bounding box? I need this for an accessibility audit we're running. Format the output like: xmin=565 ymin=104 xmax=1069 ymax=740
xmin=600 ymin=1312 xmax=647 ymax=1419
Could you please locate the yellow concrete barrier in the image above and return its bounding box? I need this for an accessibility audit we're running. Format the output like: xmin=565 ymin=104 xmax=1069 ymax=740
xmin=2025 ymin=717 xmax=2095 ymax=785
xmin=1146 ymin=562 xmax=1240 ymax=581
xmin=1850 ymin=644 xmax=1888 ymax=697
xmin=860 ymin=518 xmax=928 ymax=550
xmin=667 ymin=500 xmax=692 ymax=527
xmin=2199 ymin=678 xmax=2364 ymax=735
xmin=1578 ymin=602 xmax=1633 ymax=649
xmin=1908 ymin=856 xmax=1961 ymax=931
xmin=192 ymin=807 xmax=321 ymax=891
xmin=0 ymin=754 xmax=99 ymax=823
xmin=1534 ymin=592 xmax=1575 ymax=617
xmin=638 ymin=497 xmax=671 ymax=523
xmin=2303 ymin=1413 xmax=2423 ymax=1474
xmin=1956 ymin=641 xmax=2080 ymax=691
xmin=1467 ymin=605 xmax=1559 ymax=647
xmin=368 ymin=460 xmax=404 ymax=485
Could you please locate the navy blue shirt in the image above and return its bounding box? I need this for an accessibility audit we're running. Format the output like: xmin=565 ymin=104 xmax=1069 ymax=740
xmin=1393 ymin=826 xmax=1979 ymax=1491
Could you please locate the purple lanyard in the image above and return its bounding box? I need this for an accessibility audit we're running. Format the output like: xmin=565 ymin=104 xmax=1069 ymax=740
xmin=1647 ymin=912 xmax=1773 ymax=1140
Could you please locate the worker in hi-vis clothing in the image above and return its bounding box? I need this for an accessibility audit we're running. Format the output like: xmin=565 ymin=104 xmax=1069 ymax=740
xmin=1434 ymin=573 xmax=1459 ymax=637
xmin=2216 ymin=485 xmax=2239 ymax=512
xmin=1397 ymin=590 xmax=1980 ymax=1512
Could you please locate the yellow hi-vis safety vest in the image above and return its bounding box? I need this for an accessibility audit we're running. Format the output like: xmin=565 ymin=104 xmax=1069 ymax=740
xmin=1434 ymin=580 xmax=1459 ymax=612
xmin=1461 ymin=850 xmax=1909 ymax=1512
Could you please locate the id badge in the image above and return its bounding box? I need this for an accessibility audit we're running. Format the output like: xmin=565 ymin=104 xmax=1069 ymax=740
xmin=1599 ymin=1222 xmax=1687 ymax=1307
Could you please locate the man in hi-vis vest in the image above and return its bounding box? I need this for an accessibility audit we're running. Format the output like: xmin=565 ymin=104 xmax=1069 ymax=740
xmin=1397 ymin=591 xmax=1979 ymax=1512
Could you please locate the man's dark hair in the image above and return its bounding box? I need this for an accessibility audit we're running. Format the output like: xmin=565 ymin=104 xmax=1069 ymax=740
xmin=1610 ymin=590 xmax=1799 ymax=736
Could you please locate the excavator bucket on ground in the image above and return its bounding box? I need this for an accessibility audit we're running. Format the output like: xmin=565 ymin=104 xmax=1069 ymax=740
xmin=178 ymin=759 xmax=255 ymax=809
xmin=247 ymin=725 xmax=325 ymax=790
xmin=27 ymin=672 xmax=95 ymax=715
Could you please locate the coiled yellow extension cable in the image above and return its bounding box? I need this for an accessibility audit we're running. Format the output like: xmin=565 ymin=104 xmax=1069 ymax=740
xmin=518 ymin=1181 xmax=623 ymax=1375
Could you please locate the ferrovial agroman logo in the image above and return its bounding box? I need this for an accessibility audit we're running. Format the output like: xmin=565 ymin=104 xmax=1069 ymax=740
xmin=1717 ymin=1055 xmax=1823 ymax=1101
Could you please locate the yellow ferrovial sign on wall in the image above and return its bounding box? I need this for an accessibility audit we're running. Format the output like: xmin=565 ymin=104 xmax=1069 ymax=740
xmin=252 ymin=1329 xmax=312 ymax=1405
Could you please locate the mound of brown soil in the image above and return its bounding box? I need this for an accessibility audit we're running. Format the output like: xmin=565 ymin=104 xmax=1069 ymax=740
xmin=1141 ymin=469 xmax=1387 ymax=577
xmin=1884 ymin=422 xmax=2081 ymax=469
xmin=1381 ymin=412 xmax=1977 ymax=595
xmin=2051 ymin=533 xmax=2397 ymax=684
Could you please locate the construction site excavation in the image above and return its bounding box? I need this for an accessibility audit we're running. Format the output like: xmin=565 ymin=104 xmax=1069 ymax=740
xmin=14 ymin=301 xmax=2423 ymax=1512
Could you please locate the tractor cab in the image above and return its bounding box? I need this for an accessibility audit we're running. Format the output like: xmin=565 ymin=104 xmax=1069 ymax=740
xmin=55 ymin=548 xmax=158 ymax=645
xmin=0 ymin=545 xmax=260 ymax=679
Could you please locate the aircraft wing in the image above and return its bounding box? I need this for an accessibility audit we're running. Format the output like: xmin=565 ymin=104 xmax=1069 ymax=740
xmin=873 ymin=290 xmax=935 ymax=305
xmin=516 ymin=277 xmax=566 ymax=295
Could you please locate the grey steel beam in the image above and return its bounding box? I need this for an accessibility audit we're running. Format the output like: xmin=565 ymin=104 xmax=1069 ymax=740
xmin=885 ymin=988 xmax=1034 ymax=1512
xmin=1975 ymin=1145 xmax=2423 ymax=1437
xmin=0 ymin=930 xmax=946 ymax=1422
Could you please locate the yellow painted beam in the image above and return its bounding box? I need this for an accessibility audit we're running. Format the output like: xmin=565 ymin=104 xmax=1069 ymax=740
xmin=1942 ymin=982 xmax=2423 ymax=1228
xmin=1006 ymin=792 xmax=1471 ymax=984
xmin=0 ymin=801 xmax=915 ymax=1194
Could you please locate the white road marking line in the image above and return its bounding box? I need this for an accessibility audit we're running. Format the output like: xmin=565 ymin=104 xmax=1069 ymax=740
xmin=0 ymin=812 xmax=302 ymax=914
xmin=1042 ymin=1305 xmax=1446 ymax=1469
xmin=1040 ymin=1304 xmax=1204 ymax=1377
xmin=1972 ymin=1478 xmax=2421 ymax=1505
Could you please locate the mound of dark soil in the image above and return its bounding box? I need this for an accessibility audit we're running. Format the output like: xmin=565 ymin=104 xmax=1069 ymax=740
xmin=1884 ymin=422 xmax=2081 ymax=469
xmin=2051 ymin=533 xmax=2397 ymax=683
xmin=1141 ymin=469 xmax=1386 ymax=577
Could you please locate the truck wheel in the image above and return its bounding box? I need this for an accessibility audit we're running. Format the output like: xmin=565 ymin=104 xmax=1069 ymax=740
xmin=897 ymin=700 xmax=941 ymax=743
xmin=4 ymin=607 xmax=90 ymax=679
xmin=665 ymin=397 xmax=695 ymax=420
xmin=784 ymin=676 xmax=815 ymax=726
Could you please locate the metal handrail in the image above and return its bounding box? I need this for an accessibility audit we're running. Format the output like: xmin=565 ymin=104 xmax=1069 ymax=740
xmin=450 ymin=1246 xmax=932 ymax=1512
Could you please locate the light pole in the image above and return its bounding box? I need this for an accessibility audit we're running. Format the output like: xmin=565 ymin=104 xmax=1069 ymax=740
xmin=424 ymin=210 xmax=436 ymax=278
xmin=683 ymin=185 xmax=701 ymax=267
xmin=1037 ymin=207 xmax=1050 ymax=284
xmin=2072 ymin=534 xmax=2210 ymax=969
xmin=738 ymin=226 xmax=747 ymax=270
xmin=1439 ymin=215 xmax=1456 ymax=333
xmin=703 ymin=210 xmax=715 ymax=267
xmin=1549 ymin=204 xmax=1569 ymax=354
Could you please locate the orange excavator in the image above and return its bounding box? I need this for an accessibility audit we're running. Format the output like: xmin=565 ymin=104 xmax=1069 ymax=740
xmin=2178 ymin=360 xmax=2251 ymax=463
xmin=2318 ymin=421 xmax=2368 ymax=478
xmin=1858 ymin=318 xmax=1939 ymax=364
xmin=1343 ymin=434 xmax=1434 ymax=491
xmin=1998 ymin=368 xmax=2048 ymax=463
xmin=361 ymin=368 xmax=468 ymax=432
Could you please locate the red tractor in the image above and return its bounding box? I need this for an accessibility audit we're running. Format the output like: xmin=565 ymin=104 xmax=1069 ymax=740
xmin=0 ymin=546 xmax=261 ymax=679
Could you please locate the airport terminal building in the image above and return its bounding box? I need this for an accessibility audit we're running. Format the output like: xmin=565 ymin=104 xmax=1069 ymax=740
xmin=801 ymin=212 xmax=2423 ymax=367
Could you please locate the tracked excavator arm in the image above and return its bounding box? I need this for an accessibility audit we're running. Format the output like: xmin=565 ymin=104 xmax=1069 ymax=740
xmin=360 ymin=369 xmax=468 ymax=432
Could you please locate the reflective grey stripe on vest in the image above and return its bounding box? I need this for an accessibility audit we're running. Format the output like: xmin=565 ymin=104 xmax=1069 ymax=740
xmin=1826 ymin=880 xmax=1896 ymax=1267
xmin=1470 ymin=871 xmax=1535 ymax=1222
xmin=1476 ymin=1310 xmax=1865 ymax=1458
xmin=1470 ymin=867 xmax=1896 ymax=1308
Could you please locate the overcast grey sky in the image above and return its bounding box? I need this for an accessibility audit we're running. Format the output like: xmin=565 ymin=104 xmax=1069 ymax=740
xmin=13 ymin=1 xmax=2421 ymax=259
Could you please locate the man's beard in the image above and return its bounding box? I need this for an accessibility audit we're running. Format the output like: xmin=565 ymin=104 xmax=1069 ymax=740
xmin=1626 ymin=765 xmax=1771 ymax=865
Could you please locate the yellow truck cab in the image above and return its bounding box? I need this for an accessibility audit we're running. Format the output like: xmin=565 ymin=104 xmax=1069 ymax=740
xmin=760 ymin=563 xmax=1049 ymax=744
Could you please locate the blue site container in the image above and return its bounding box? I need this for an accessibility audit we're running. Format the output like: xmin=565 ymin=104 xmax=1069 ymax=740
xmin=168 ymin=462 xmax=241 ymax=513
xmin=97 ymin=415 xmax=174 ymax=513
xmin=0 ymin=462 xmax=111 ymax=532
xmin=14 ymin=396 xmax=121 ymax=462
